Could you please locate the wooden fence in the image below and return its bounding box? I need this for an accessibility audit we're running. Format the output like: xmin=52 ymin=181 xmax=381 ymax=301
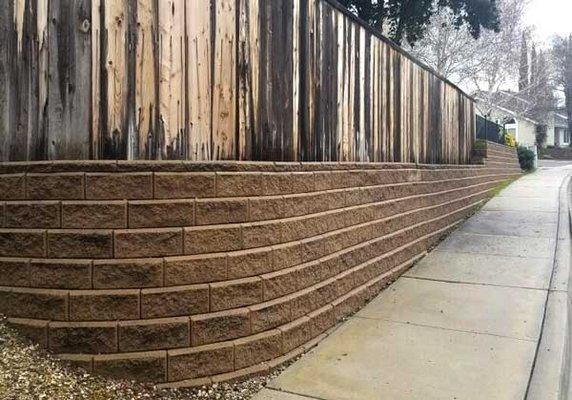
xmin=0 ymin=0 xmax=475 ymax=163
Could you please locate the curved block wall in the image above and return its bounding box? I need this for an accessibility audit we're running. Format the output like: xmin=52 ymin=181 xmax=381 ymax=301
xmin=0 ymin=145 xmax=520 ymax=387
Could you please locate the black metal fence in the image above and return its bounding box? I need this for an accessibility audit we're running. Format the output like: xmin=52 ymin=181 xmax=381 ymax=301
xmin=476 ymin=115 xmax=505 ymax=144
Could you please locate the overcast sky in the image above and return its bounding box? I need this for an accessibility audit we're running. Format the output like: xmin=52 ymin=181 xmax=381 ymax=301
xmin=525 ymin=0 xmax=572 ymax=43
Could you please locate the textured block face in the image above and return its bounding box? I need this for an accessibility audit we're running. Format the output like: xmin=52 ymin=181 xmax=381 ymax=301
xmin=49 ymin=322 xmax=117 ymax=354
xmin=191 ymin=309 xmax=252 ymax=346
xmin=250 ymin=299 xmax=292 ymax=334
xmin=154 ymin=173 xmax=216 ymax=199
xmin=168 ymin=343 xmax=234 ymax=381
xmin=0 ymin=288 xmax=68 ymax=320
xmin=215 ymin=173 xmax=263 ymax=197
xmin=234 ymin=330 xmax=283 ymax=370
xmin=86 ymin=173 xmax=153 ymax=200
xmin=164 ymin=254 xmax=227 ymax=286
xmin=141 ymin=286 xmax=210 ymax=318
xmin=0 ymin=152 xmax=521 ymax=386
xmin=0 ymin=258 xmax=30 ymax=286
xmin=128 ymin=200 xmax=194 ymax=228
xmin=69 ymin=290 xmax=140 ymax=321
xmin=93 ymin=259 xmax=163 ymax=289
xmin=28 ymin=260 xmax=92 ymax=289
xmin=4 ymin=202 xmax=60 ymax=228
xmin=280 ymin=317 xmax=313 ymax=353
xmin=195 ymin=198 xmax=249 ymax=225
xmin=227 ymin=248 xmax=272 ymax=279
xmin=0 ymin=229 xmax=46 ymax=257
xmin=0 ymin=174 xmax=25 ymax=200
xmin=26 ymin=174 xmax=85 ymax=200
xmin=62 ymin=201 xmax=127 ymax=229
xmin=47 ymin=230 xmax=113 ymax=259
xmin=114 ymin=228 xmax=183 ymax=258
xmin=93 ymin=352 xmax=167 ymax=383
xmin=118 ymin=318 xmax=189 ymax=352
xmin=184 ymin=225 xmax=243 ymax=254
xmin=210 ymin=277 xmax=264 ymax=311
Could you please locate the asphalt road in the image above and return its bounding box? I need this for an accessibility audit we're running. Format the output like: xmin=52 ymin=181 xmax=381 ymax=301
xmin=539 ymin=159 xmax=572 ymax=168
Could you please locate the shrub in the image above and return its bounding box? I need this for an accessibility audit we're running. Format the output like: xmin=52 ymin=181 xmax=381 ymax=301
xmin=517 ymin=146 xmax=535 ymax=171
xmin=504 ymin=133 xmax=516 ymax=147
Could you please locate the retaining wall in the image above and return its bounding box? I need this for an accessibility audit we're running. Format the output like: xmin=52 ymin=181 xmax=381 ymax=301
xmin=0 ymin=144 xmax=521 ymax=387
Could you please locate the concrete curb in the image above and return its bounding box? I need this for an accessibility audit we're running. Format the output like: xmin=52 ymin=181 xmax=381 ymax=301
xmin=563 ymin=179 xmax=572 ymax=400
xmin=526 ymin=172 xmax=571 ymax=400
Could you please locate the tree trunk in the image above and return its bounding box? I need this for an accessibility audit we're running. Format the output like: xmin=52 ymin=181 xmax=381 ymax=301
xmin=566 ymin=37 xmax=572 ymax=146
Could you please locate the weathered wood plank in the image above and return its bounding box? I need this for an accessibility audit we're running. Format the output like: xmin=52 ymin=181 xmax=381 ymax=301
xmin=91 ymin=0 xmax=101 ymax=159
xmin=256 ymin=0 xmax=295 ymax=161
xmin=347 ymin=20 xmax=356 ymax=161
xmin=47 ymin=0 xmax=92 ymax=160
xmin=187 ymin=0 xmax=212 ymax=160
xmin=0 ymin=0 xmax=17 ymax=161
xmin=158 ymin=0 xmax=186 ymax=159
xmin=291 ymin=0 xmax=300 ymax=160
xmin=211 ymin=0 xmax=237 ymax=160
xmin=357 ymin=27 xmax=366 ymax=161
xmin=99 ymin=0 xmax=128 ymax=159
xmin=134 ymin=0 xmax=158 ymax=159
xmin=238 ymin=0 xmax=252 ymax=160
xmin=299 ymin=0 xmax=315 ymax=161
xmin=37 ymin=0 xmax=49 ymax=160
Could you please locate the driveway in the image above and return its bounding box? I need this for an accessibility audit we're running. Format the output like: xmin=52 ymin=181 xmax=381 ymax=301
xmin=539 ymin=159 xmax=572 ymax=168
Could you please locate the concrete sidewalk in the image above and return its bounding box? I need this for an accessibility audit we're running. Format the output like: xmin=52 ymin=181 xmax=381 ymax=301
xmin=255 ymin=166 xmax=572 ymax=400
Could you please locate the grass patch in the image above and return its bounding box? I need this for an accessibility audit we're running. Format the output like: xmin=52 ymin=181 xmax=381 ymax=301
xmin=474 ymin=139 xmax=487 ymax=150
xmin=488 ymin=178 xmax=516 ymax=198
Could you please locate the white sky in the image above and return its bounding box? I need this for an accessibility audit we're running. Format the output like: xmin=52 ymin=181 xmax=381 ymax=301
xmin=525 ymin=0 xmax=572 ymax=43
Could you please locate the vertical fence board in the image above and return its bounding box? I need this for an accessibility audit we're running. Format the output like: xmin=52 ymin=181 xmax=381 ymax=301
xmin=158 ymin=0 xmax=186 ymax=159
xmin=347 ymin=21 xmax=356 ymax=161
xmin=316 ymin=1 xmax=337 ymax=161
xmin=291 ymin=0 xmax=300 ymax=160
xmin=37 ymin=0 xmax=49 ymax=160
xmin=238 ymin=0 xmax=256 ymax=160
xmin=256 ymin=0 xmax=295 ymax=161
xmin=299 ymin=0 xmax=316 ymax=161
xmin=0 ymin=1 xmax=16 ymax=161
xmin=335 ymin=11 xmax=344 ymax=160
xmin=46 ymin=0 xmax=92 ymax=160
xmin=211 ymin=0 xmax=237 ymax=160
xmin=133 ymin=0 xmax=158 ymax=159
xmin=187 ymin=0 xmax=212 ymax=160
xmin=99 ymin=0 xmax=128 ymax=159
xmin=10 ymin=0 xmax=28 ymax=161
xmin=91 ymin=0 xmax=101 ymax=159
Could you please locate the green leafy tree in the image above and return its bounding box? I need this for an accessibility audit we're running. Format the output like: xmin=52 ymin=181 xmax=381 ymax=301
xmin=336 ymin=0 xmax=500 ymax=45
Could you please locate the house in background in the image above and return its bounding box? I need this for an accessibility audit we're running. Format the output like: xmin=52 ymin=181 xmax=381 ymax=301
xmin=475 ymin=90 xmax=569 ymax=148
xmin=554 ymin=112 xmax=571 ymax=147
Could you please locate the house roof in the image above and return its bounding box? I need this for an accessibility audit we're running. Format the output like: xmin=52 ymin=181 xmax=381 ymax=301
xmin=475 ymin=98 xmax=541 ymax=125
xmin=554 ymin=113 xmax=569 ymax=128
xmin=475 ymin=90 xmax=568 ymax=127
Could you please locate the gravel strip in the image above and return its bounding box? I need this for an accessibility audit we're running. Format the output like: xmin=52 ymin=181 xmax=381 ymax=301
xmin=0 ymin=317 xmax=294 ymax=400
